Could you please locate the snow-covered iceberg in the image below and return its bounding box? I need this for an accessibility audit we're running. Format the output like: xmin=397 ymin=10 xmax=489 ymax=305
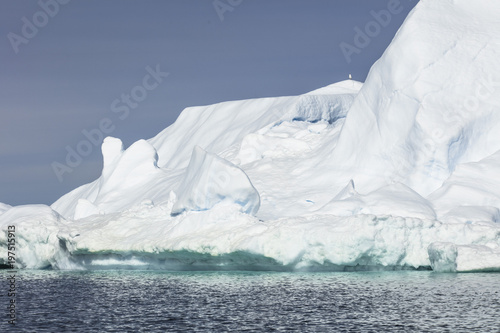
xmin=1 ymin=0 xmax=500 ymax=272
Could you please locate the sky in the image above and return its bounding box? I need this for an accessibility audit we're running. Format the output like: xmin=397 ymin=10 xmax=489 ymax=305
xmin=0 ymin=0 xmax=418 ymax=206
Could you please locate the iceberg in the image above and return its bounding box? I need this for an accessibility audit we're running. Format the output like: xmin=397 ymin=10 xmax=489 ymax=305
xmin=1 ymin=0 xmax=500 ymax=272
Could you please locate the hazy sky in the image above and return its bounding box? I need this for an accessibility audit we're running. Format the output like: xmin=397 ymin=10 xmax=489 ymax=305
xmin=0 ymin=0 xmax=418 ymax=206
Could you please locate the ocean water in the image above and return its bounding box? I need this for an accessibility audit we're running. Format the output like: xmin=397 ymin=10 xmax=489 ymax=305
xmin=1 ymin=270 xmax=499 ymax=332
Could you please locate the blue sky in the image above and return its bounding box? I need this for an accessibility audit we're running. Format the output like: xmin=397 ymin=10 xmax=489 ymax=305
xmin=0 ymin=0 xmax=418 ymax=206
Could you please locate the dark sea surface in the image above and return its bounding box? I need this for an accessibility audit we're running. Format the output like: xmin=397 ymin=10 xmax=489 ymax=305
xmin=1 ymin=270 xmax=499 ymax=332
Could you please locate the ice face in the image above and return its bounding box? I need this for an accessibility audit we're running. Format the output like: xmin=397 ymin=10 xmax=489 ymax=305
xmin=4 ymin=203 xmax=499 ymax=272
xmin=0 ymin=205 xmax=76 ymax=269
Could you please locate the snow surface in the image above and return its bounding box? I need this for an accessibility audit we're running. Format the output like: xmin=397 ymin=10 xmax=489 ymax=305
xmin=0 ymin=203 xmax=11 ymax=215
xmin=171 ymin=146 xmax=260 ymax=216
xmin=2 ymin=0 xmax=500 ymax=272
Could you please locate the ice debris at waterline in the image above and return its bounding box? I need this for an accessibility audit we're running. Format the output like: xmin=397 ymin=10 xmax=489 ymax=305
xmin=2 ymin=0 xmax=500 ymax=272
